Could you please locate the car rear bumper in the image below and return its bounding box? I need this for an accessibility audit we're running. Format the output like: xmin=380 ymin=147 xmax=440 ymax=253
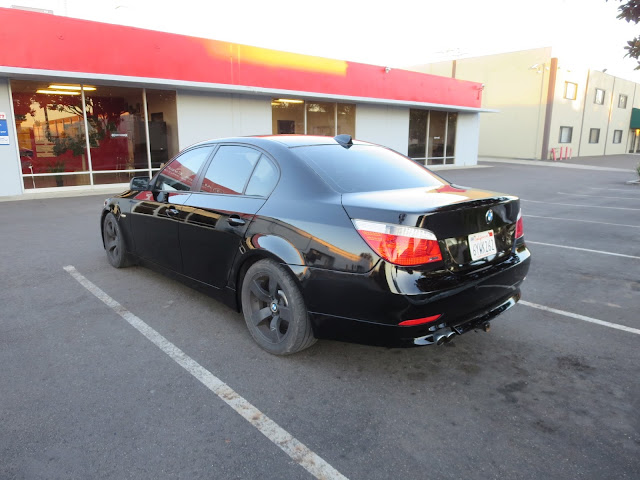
xmin=299 ymin=245 xmax=531 ymax=347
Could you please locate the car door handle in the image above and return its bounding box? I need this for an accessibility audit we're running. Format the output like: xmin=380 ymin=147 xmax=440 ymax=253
xmin=166 ymin=207 xmax=180 ymax=217
xmin=227 ymin=215 xmax=246 ymax=227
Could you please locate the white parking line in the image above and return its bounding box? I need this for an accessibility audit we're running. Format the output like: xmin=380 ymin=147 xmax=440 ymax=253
xmin=522 ymin=199 xmax=640 ymax=211
xmin=63 ymin=265 xmax=349 ymax=480
xmin=557 ymin=192 xmax=640 ymax=201
xmin=520 ymin=300 xmax=640 ymax=335
xmin=588 ymin=187 xmax=640 ymax=193
xmin=524 ymin=214 xmax=640 ymax=229
xmin=527 ymin=241 xmax=640 ymax=260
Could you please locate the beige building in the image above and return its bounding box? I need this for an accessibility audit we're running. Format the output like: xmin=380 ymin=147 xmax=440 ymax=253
xmin=410 ymin=47 xmax=640 ymax=159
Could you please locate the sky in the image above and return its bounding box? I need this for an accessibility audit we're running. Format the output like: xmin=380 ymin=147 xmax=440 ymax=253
xmin=3 ymin=0 xmax=640 ymax=82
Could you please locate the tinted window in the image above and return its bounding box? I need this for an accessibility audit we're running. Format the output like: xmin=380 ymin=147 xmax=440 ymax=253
xmin=295 ymin=145 xmax=446 ymax=193
xmin=200 ymin=146 xmax=261 ymax=195
xmin=155 ymin=146 xmax=213 ymax=191
xmin=245 ymin=157 xmax=279 ymax=197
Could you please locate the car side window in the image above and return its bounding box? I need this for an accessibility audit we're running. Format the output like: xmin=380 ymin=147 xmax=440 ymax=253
xmin=245 ymin=156 xmax=279 ymax=197
xmin=200 ymin=145 xmax=261 ymax=195
xmin=155 ymin=147 xmax=213 ymax=191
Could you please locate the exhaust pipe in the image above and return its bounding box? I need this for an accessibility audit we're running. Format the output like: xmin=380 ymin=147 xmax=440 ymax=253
xmin=413 ymin=327 xmax=457 ymax=346
xmin=433 ymin=328 xmax=456 ymax=346
xmin=434 ymin=333 xmax=447 ymax=345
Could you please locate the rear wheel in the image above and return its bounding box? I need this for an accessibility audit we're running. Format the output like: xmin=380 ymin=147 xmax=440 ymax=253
xmin=241 ymin=259 xmax=316 ymax=355
xmin=103 ymin=212 xmax=130 ymax=268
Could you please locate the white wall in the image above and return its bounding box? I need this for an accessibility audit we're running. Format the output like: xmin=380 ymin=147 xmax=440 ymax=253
xmin=176 ymin=91 xmax=272 ymax=148
xmin=355 ymin=104 xmax=409 ymax=154
xmin=454 ymin=113 xmax=480 ymax=165
xmin=0 ymin=78 xmax=23 ymax=196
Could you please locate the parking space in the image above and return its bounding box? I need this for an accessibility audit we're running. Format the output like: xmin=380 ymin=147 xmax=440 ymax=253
xmin=1 ymin=159 xmax=639 ymax=479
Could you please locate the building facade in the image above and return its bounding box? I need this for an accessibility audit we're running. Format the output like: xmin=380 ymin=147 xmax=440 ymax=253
xmin=0 ymin=8 xmax=487 ymax=198
xmin=410 ymin=47 xmax=640 ymax=160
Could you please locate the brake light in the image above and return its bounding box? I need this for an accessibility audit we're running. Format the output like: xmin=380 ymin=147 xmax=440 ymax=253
xmin=353 ymin=219 xmax=442 ymax=266
xmin=515 ymin=209 xmax=524 ymax=239
xmin=399 ymin=314 xmax=442 ymax=326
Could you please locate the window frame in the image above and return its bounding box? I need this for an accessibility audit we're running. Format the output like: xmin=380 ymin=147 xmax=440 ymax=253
xmin=559 ymin=126 xmax=573 ymax=143
xmin=589 ymin=128 xmax=601 ymax=144
xmin=564 ymin=82 xmax=578 ymax=100
xmin=618 ymin=94 xmax=628 ymax=109
xmin=613 ymin=129 xmax=623 ymax=144
xmin=594 ymin=88 xmax=605 ymax=105
xmin=271 ymin=99 xmax=356 ymax=137
xmin=151 ymin=145 xmax=215 ymax=192
xmin=194 ymin=143 xmax=281 ymax=198
xmin=244 ymin=155 xmax=281 ymax=198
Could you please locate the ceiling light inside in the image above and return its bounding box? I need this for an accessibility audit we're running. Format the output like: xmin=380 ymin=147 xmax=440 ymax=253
xmin=36 ymin=89 xmax=81 ymax=95
xmin=48 ymin=85 xmax=97 ymax=91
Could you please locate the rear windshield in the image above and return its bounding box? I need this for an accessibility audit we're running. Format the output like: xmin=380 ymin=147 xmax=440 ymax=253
xmin=294 ymin=145 xmax=446 ymax=193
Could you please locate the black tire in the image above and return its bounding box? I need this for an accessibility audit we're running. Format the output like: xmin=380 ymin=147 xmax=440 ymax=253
xmin=241 ymin=259 xmax=316 ymax=355
xmin=102 ymin=212 xmax=130 ymax=268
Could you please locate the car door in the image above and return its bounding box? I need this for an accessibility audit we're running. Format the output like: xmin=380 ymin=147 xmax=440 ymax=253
xmin=180 ymin=145 xmax=280 ymax=288
xmin=129 ymin=145 xmax=214 ymax=272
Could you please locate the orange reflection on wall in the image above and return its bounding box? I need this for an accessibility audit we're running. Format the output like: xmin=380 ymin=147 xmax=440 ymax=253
xmin=202 ymin=40 xmax=348 ymax=76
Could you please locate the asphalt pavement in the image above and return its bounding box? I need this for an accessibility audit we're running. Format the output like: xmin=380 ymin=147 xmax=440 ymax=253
xmin=1 ymin=157 xmax=639 ymax=479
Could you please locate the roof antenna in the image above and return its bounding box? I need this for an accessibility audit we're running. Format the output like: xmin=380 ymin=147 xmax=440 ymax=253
xmin=334 ymin=134 xmax=353 ymax=148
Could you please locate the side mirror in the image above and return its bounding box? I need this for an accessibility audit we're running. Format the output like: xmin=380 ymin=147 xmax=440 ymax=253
xmin=130 ymin=176 xmax=150 ymax=190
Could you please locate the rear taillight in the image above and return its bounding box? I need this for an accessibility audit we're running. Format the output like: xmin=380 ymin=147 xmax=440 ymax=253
xmin=515 ymin=209 xmax=524 ymax=239
xmin=353 ymin=219 xmax=442 ymax=266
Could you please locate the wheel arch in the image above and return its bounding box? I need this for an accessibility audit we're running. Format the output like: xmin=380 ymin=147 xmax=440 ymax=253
xmin=231 ymin=247 xmax=307 ymax=314
xmin=100 ymin=204 xmax=129 ymax=251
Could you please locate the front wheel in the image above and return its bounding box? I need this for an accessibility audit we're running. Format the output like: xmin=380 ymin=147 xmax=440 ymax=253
xmin=103 ymin=212 xmax=130 ymax=268
xmin=241 ymin=259 xmax=316 ymax=355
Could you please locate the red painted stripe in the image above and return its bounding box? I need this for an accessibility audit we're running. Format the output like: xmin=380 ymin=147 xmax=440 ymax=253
xmin=0 ymin=8 xmax=482 ymax=108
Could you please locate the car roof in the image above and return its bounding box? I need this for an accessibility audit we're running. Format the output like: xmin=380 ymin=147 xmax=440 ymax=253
xmin=192 ymin=135 xmax=371 ymax=149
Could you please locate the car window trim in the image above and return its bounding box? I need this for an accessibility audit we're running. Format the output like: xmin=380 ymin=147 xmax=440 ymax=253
xmin=151 ymin=144 xmax=217 ymax=193
xmin=195 ymin=143 xmax=281 ymax=198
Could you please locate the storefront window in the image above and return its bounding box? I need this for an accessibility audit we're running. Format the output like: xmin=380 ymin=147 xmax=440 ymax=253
xmin=408 ymin=109 xmax=457 ymax=165
xmin=271 ymin=99 xmax=305 ymax=134
xmin=446 ymin=112 xmax=457 ymax=163
xmin=271 ymin=100 xmax=356 ymax=137
xmin=337 ymin=103 xmax=356 ymax=137
xmin=12 ymin=80 xmax=179 ymax=189
xmin=12 ymin=80 xmax=91 ymax=189
xmin=146 ymin=89 xmax=179 ymax=168
xmin=85 ymin=86 xmax=147 ymax=174
xmin=427 ymin=111 xmax=446 ymax=163
xmin=307 ymin=102 xmax=335 ymax=136
xmin=408 ymin=110 xmax=428 ymax=162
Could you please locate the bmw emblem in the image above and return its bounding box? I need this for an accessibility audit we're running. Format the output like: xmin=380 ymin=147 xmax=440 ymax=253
xmin=485 ymin=209 xmax=494 ymax=224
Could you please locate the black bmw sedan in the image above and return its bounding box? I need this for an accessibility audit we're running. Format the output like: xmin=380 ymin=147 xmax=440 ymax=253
xmin=101 ymin=135 xmax=530 ymax=355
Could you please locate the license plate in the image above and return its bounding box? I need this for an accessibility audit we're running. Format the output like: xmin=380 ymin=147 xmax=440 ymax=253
xmin=468 ymin=229 xmax=497 ymax=261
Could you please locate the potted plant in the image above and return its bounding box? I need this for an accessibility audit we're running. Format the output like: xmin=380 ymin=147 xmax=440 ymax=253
xmin=47 ymin=159 xmax=66 ymax=187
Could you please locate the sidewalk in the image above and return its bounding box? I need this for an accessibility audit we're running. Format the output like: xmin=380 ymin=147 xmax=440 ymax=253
xmin=0 ymin=184 xmax=125 ymax=202
xmin=480 ymin=154 xmax=638 ymax=173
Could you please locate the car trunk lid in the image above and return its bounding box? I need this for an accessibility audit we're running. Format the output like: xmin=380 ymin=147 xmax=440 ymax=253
xmin=341 ymin=185 xmax=520 ymax=271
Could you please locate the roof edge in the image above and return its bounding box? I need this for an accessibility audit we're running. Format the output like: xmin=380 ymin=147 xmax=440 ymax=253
xmin=0 ymin=67 xmax=494 ymax=113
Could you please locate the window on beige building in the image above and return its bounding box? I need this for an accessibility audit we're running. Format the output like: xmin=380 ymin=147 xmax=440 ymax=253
xmin=559 ymin=126 xmax=573 ymax=143
xmin=594 ymin=89 xmax=605 ymax=105
xmin=589 ymin=128 xmax=600 ymax=143
xmin=613 ymin=130 xmax=623 ymax=144
xmin=564 ymin=82 xmax=577 ymax=100
xmin=618 ymin=94 xmax=628 ymax=109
